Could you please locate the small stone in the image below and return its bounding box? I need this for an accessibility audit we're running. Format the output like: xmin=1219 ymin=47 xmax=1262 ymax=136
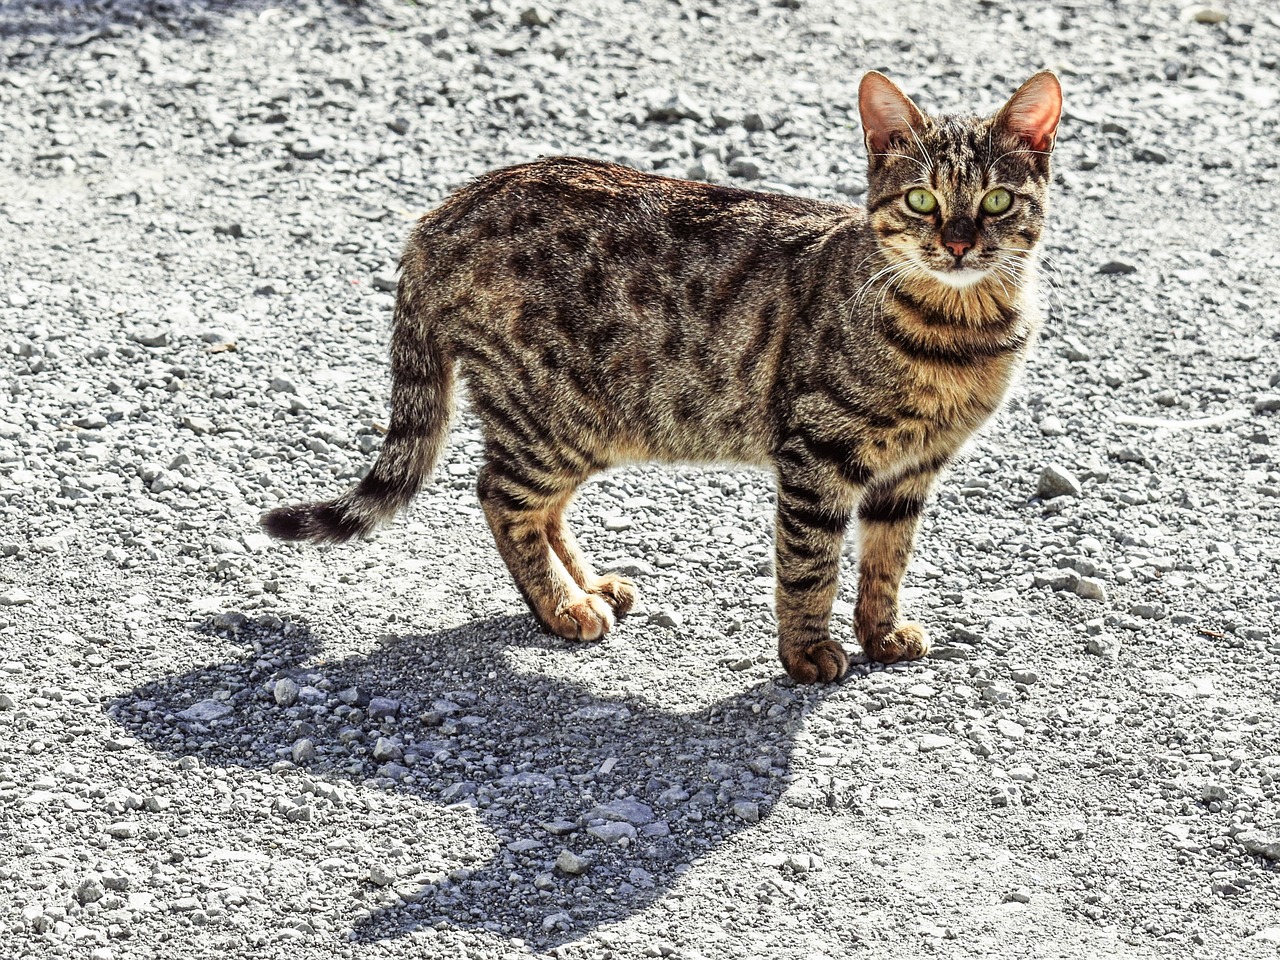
xmin=75 ymin=874 xmax=107 ymax=904
xmin=728 ymin=156 xmax=763 ymax=180
xmin=590 ymin=798 xmax=656 ymax=825
xmin=648 ymin=609 xmax=683 ymax=629
xmin=129 ymin=325 xmax=170 ymax=347
xmin=1133 ymin=146 xmax=1170 ymax=164
xmin=1182 ymin=5 xmax=1227 ymax=24
xmin=917 ymin=734 xmax=955 ymax=752
xmin=995 ymin=719 xmax=1025 ymax=740
xmin=181 ymin=415 xmax=216 ymax=436
xmin=90 ymin=949 xmax=114 ymax=960
xmin=640 ymin=87 xmax=704 ymax=123
xmin=1098 ymin=260 xmax=1137 ymax=276
xmin=1129 ymin=603 xmax=1165 ymax=620
xmin=369 ymin=863 xmax=395 ymax=887
xmin=1237 ymin=830 xmax=1280 ymax=861
xmin=372 ymin=737 xmax=402 ymax=761
xmin=518 ymin=4 xmax=554 ymax=26
xmin=178 ymin=699 xmax=232 ymax=722
xmin=1059 ymin=337 xmax=1091 ymax=361
xmin=372 ymin=272 xmax=398 ymax=292
xmin=1201 ymin=782 xmax=1229 ymax=803
xmin=1037 ymin=464 xmax=1082 ymax=499
xmin=555 ymin=850 xmax=589 ymax=875
xmin=1038 ymin=414 xmax=1067 ymax=436
xmin=268 ymin=375 xmax=298 ymax=395
xmin=228 ymin=125 xmax=272 ymax=146
xmin=1253 ymin=395 xmax=1280 ymax=413
xmin=104 ymin=821 xmax=140 ymax=839
xmin=0 ymin=588 xmax=33 ymax=606
xmin=290 ymin=136 xmax=335 ymax=160
xmin=1033 ymin=570 xmax=1080 ymax=592
xmin=601 ymin=557 xmax=655 ymax=577
xmin=1005 ymin=887 xmax=1033 ymax=904
xmin=982 ymin=683 xmax=1015 ymax=706
xmin=1086 ymin=634 xmax=1121 ymax=659
xmin=1075 ymin=577 xmax=1109 ymax=602
xmin=587 ymin=822 xmax=636 ymax=843
xmin=732 ymin=800 xmax=760 ymax=823
xmin=291 ymin=739 xmax=315 ymax=764
xmin=603 ymin=515 xmax=633 ymax=532
xmin=368 ymin=696 xmax=400 ymax=719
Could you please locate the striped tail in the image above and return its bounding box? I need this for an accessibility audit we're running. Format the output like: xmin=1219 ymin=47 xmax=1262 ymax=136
xmin=261 ymin=274 xmax=454 ymax=544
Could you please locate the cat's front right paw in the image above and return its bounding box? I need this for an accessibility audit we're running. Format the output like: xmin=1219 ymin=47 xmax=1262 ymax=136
xmin=779 ymin=638 xmax=850 ymax=684
xmin=548 ymin=594 xmax=616 ymax=642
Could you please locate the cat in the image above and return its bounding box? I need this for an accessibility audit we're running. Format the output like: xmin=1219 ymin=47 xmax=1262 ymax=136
xmin=262 ymin=71 xmax=1062 ymax=684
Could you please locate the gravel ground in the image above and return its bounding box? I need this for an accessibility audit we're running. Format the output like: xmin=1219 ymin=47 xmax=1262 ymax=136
xmin=2 ymin=1 xmax=1279 ymax=958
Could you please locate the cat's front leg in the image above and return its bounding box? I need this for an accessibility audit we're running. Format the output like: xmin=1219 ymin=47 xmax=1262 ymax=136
xmin=853 ymin=463 xmax=942 ymax=663
xmin=773 ymin=470 xmax=858 ymax=683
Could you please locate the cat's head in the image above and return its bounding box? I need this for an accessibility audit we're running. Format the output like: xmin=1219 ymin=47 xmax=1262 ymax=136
xmin=858 ymin=72 xmax=1062 ymax=293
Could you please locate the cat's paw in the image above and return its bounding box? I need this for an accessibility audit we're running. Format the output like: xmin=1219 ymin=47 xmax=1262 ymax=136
xmin=862 ymin=622 xmax=930 ymax=664
xmin=549 ymin=594 xmax=616 ymax=642
xmin=779 ymin=639 xmax=850 ymax=684
xmin=590 ymin=574 xmax=636 ymax=617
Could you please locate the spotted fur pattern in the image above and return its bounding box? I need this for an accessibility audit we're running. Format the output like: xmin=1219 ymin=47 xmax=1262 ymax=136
xmin=262 ymin=72 xmax=1063 ymax=684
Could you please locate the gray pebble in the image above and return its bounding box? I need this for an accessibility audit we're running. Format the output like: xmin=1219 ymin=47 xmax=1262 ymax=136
xmin=178 ymin=700 xmax=232 ymax=722
xmin=555 ymin=849 xmax=589 ymax=875
xmin=1086 ymin=634 xmax=1122 ymax=659
xmin=1075 ymin=578 xmax=1109 ymax=602
xmin=731 ymin=801 xmax=760 ymax=823
xmin=1098 ymin=260 xmax=1137 ymax=275
xmin=648 ymin=609 xmax=683 ymax=629
xmin=129 ymin=325 xmax=170 ymax=347
xmin=1037 ymin=464 xmax=1082 ymax=499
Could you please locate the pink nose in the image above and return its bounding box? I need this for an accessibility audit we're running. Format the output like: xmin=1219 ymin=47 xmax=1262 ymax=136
xmin=945 ymin=238 xmax=973 ymax=257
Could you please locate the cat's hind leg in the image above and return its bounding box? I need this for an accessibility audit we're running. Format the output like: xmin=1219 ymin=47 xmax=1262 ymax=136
xmin=477 ymin=462 xmax=615 ymax=642
xmin=544 ymin=497 xmax=637 ymax=617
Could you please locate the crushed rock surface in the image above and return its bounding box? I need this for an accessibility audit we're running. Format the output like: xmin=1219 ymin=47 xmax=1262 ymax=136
xmin=1 ymin=1 xmax=1278 ymax=958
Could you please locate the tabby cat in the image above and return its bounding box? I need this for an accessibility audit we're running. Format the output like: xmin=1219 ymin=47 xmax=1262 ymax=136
xmin=262 ymin=71 xmax=1063 ymax=684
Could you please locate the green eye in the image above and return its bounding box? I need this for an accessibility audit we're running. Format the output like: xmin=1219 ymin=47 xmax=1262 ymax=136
xmin=982 ymin=188 xmax=1013 ymax=215
xmin=905 ymin=188 xmax=937 ymax=214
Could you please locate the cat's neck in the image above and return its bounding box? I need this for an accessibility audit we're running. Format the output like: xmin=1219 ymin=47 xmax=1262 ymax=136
xmin=903 ymin=263 xmax=1035 ymax=329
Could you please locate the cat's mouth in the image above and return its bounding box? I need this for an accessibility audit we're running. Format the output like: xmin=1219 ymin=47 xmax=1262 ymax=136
xmin=927 ymin=265 xmax=990 ymax=290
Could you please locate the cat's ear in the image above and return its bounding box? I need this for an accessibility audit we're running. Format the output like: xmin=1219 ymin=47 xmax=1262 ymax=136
xmin=858 ymin=72 xmax=927 ymax=156
xmin=995 ymin=72 xmax=1063 ymax=154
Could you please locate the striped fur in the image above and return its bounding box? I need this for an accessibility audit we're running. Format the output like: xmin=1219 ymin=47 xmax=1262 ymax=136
xmin=261 ymin=72 xmax=1062 ymax=683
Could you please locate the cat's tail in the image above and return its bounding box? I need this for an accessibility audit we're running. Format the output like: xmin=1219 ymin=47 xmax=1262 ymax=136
xmin=260 ymin=268 xmax=455 ymax=544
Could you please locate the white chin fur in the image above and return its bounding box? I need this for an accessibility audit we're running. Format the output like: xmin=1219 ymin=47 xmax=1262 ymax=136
xmin=928 ymin=267 xmax=989 ymax=290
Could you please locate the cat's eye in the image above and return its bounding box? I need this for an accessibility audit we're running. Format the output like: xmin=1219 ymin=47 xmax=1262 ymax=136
xmin=905 ymin=188 xmax=937 ymax=214
xmin=981 ymin=188 xmax=1013 ymax=215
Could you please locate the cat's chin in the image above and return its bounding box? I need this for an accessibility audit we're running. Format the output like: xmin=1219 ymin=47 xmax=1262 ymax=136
xmin=925 ymin=267 xmax=990 ymax=291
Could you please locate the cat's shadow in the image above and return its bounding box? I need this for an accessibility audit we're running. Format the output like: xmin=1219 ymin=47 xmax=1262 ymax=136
xmin=108 ymin=614 xmax=833 ymax=948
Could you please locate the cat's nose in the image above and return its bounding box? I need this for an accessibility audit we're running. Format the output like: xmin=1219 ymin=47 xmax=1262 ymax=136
xmin=941 ymin=217 xmax=977 ymax=259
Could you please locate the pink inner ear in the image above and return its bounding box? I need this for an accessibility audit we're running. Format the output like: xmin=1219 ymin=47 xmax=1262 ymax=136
xmin=860 ymin=75 xmax=923 ymax=155
xmin=1004 ymin=77 xmax=1062 ymax=153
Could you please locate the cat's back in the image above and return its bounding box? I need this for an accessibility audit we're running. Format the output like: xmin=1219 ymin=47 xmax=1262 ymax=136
xmin=425 ymin=156 xmax=850 ymax=241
